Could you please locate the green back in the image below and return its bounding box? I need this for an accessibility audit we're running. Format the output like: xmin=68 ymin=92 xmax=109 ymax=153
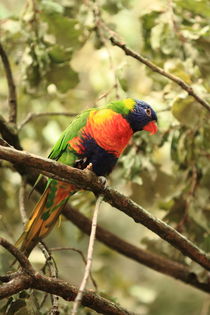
xmin=48 ymin=108 xmax=93 ymax=164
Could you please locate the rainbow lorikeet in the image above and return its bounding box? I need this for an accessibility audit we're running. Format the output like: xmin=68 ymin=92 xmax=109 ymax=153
xmin=17 ymin=98 xmax=158 ymax=256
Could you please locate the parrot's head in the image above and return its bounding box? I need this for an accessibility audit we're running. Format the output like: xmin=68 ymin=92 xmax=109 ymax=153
xmin=124 ymin=99 xmax=158 ymax=135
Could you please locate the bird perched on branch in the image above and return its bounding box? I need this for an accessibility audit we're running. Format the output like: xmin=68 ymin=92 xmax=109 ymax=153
xmin=16 ymin=98 xmax=158 ymax=256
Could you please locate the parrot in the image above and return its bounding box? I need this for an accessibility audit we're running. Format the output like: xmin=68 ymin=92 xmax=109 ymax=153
xmin=16 ymin=98 xmax=158 ymax=256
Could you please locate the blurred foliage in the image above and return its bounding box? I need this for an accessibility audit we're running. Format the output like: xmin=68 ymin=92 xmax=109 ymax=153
xmin=0 ymin=0 xmax=210 ymax=314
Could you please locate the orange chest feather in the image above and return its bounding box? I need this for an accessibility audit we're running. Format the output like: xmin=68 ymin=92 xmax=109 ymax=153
xmin=70 ymin=109 xmax=133 ymax=157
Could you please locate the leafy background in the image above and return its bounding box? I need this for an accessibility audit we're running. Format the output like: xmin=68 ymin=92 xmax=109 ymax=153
xmin=0 ymin=0 xmax=210 ymax=314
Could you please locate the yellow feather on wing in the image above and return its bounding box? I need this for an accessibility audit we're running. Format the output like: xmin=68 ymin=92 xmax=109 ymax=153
xmin=16 ymin=188 xmax=50 ymax=256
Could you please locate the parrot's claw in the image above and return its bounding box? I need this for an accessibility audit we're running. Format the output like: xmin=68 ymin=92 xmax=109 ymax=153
xmin=98 ymin=176 xmax=108 ymax=189
xmin=86 ymin=162 xmax=93 ymax=171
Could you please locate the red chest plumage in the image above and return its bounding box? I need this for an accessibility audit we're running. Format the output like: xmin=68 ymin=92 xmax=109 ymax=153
xmin=69 ymin=109 xmax=133 ymax=157
xmin=85 ymin=110 xmax=133 ymax=157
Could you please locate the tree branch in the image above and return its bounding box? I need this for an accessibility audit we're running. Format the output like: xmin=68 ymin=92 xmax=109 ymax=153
xmin=0 ymin=238 xmax=34 ymax=275
xmin=1 ymin=139 xmax=209 ymax=294
xmin=109 ymin=37 xmax=210 ymax=113
xmin=20 ymin=164 xmax=210 ymax=294
xmin=32 ymin=273 xmax=133 ymax=315
xmin=63 ymin=206 xmax=210 ymax=294
xmin=0 ymin=145 xmax=210 ymax=272
xmin=0 ymin=43 xmax=17 ymax=124
xmin=18 ymin=112 xmax=78 ymax=131
xmin=72 ymin=195 xmax=103 ymax=314
xmin=0 ymin=239 xmax=133 ymax=315
xmin=0 ymin=116 xmax=22 ymax=150
xmin=50 ymin=247 xmax=97 ymax=290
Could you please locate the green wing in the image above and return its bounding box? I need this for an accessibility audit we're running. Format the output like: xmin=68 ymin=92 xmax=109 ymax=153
xmin=30 ymin=109 xmax=93 ymax=197
xmin=48 ymin=109 xmax=93 ymax=164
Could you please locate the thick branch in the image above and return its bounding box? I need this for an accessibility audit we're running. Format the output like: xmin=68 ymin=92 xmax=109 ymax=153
xmin=0 ymin=273 xmax=132 ymax=315
xmin=0 ymin=273 xmax=32 ymax=298
xmin=110 ymin=37 xmax=210 ymax=113
xmin=0 ymin=145 xmax=210 ymax=272
xmin=63 ymin=206 xmax=210 ymax=293
xmin=0 ymin=43 xmax=17 ymax=123
xmin=33 ymin=273 xmax=133 ymax=315
xmin=22 ymin=166 xmax=210 ymax=294
xmin=1 ymin=141 xmax=209 ymax=293
xmin=0 ymin=240 xmax=132 ymax=315
xmin=72 ymin=196 xmax=103 ymax=315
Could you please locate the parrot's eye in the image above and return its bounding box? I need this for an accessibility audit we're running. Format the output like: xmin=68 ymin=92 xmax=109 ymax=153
xmin=145 ymin=108 xmax=152 ymax=117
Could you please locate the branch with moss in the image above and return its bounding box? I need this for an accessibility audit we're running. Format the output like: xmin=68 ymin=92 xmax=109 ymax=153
xmin=0 ymin=145 xmax=210 ymax=273
xmin=0 ymin=238 xmax=132 ymax=315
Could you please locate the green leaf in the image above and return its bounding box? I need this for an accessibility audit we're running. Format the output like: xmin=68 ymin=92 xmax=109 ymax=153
xmin=103 ymin=0 xmax=125 ymax=14
xmin=164 ymin=61 xmax=192 ymax=84
xmin=46 ymin=63 xmax=79 ymax=93
xmin=159 ymin=199 xmax=174 ymax=211
xmin=42 ymin=13 xmax=83 ymax=49
xmin=132 ymin=176 xmax=143 ymax=186
xmin=41 ymin=0 xmax=64 ymax=15
xmin=150 ymin=23 xmax=164 ymax=50
xmin=176 ymin=0 xmax=210 ymax=18
xmin=0 ymin=4 xmax=10 ymax=19
xmin=171 ymin=95 xmax=201 ymax=127
xmin=48 ymin=45 xmax=73 ymax=63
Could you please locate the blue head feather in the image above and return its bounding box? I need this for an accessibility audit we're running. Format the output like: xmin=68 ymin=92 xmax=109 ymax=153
xmin=125 ymin=99 xmax=158 ymax=132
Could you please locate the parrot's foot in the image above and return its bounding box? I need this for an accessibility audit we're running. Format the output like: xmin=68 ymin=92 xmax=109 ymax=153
xmin=98 ymin=176 xmax=108 ymax=189
xmin=86 ymin=162 xmax=93 ymax=171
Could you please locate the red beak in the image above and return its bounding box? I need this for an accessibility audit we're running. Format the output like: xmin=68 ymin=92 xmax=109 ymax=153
xmin=143 ymin=121 xmax=158 ymax=135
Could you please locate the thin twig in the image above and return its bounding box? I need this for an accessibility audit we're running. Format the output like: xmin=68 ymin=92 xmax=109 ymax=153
xmin=50 ymin=247 xmax=97 ymax=290
xmin=109 ymin=36 xmax=210 ymax=113
xmin=18 ymin=112 xmax=78 ymax=131
xmin=19 ymin=177 xmax=28 ymax=225
xmin=0 ymin=43 xmax=17 ymax=124
xmin=96 ymin=85 xmax=118 ymax=103
xmin=39 ymin=241 xmax=58 ymax=278
xmin=39 ymin=292 xmax=49 ymax=310
xmin=71 ymin=195 xmax=103 ymax=315
xmin=39 ymin=241 xmax=59 ymax=314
